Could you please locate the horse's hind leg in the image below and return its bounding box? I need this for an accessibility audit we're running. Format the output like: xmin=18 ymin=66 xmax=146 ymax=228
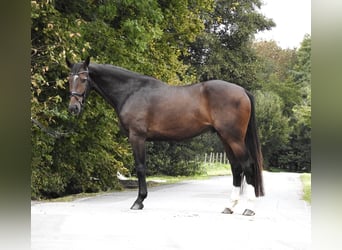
xmin=221 ymin=143 xmax=244 ymax=214
xmin=221 ymin=139 xmax=256 ymax=215
xmin=232 ymin=143 xmax=257 ymax=215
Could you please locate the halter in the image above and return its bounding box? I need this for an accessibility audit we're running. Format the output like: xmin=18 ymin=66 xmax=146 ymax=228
xmin=70 ymin=70 xmax=89 ymax=76
xmin=69 ymin=70 xmax=90 ymax=105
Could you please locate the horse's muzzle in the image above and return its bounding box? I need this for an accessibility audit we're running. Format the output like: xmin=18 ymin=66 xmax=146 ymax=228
xmin=68 ymin=103 xmax=81 ymax=115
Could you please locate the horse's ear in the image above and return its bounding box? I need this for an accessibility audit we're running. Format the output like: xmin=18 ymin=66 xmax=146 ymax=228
xmin=66 ymin=57 xmax=73 ymax=68
xmin=83 ymin=56 xmax=90 ymax=68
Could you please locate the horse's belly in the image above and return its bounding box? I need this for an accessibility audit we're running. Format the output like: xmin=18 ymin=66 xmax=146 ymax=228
xmin=146 ymin=114 xmax=212 ymax=141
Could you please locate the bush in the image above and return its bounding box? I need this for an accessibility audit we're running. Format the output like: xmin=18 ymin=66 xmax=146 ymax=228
xmin=146 ymin=140 xmax=205 ymax=177
xmin=31 ymin=96 xmax=133 ymax=199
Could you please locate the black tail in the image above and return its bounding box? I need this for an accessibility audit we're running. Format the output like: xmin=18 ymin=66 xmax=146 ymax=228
xmin=245 ymin=90 xmax=265 ymax=197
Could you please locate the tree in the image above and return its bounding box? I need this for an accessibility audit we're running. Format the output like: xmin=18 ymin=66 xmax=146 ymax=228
xmin=287 ymin=35 xmax=311 ymax=172
xmin=253 ymin=35 xmax=311 ymax=172
xmin=253 ymin=40 xmax=300 ymax=116
xmin=146 ymin=139 xmax=206 ymax=176
xmin=253 ymin=40 xmax=297 ymax=83
xmin=186 ymin=0 xmax=275 ymax=90
xmin=254 ymin=90 xmax=291 ymax=168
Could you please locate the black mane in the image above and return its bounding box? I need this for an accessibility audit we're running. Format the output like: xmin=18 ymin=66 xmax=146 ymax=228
xmin=90 ymin=63 xmax=160 ymax=83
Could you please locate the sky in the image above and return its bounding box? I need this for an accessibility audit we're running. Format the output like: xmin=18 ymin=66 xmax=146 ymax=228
xmin=255 ymin=0 xmax=311 ymax=49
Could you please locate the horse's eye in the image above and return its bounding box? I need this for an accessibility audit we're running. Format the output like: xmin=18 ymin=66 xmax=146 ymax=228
xmin=80 ymin=77 xmax=87 ymax=83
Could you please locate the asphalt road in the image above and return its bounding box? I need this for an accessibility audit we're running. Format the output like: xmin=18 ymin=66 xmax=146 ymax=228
xmin=31 ymin=171 xmax=311 ymax=250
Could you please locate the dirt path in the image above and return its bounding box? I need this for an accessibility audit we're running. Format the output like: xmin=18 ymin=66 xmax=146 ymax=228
xmin=31 ymin=171 xmax=311 ymax=250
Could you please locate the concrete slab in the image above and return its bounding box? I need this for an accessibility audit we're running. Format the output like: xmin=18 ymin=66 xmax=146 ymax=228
xmin=31 ymin=172 xmax=311 ymax=250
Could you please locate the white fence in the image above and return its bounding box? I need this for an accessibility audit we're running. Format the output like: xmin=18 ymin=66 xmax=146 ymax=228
xmin=203 ymin=152 xmax=229 ymax=165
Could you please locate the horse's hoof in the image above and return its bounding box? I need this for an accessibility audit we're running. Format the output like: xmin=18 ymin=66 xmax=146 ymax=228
xmin=242 ymin=209 xmax=255 ymax=216
xmin=222 ymin=207 xmax=234 ymax=214
xmin=130 ymin=202 xmax=144 ymax=210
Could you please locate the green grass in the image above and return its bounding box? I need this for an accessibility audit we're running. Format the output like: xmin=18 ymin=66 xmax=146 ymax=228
xmin=201 ymin=162 xmax=231 ymax=176
xmin=300 ymin=173 xmax=311 ymax=204
xmin=44 ymin=191 xmax=109 ymax=202
xmin=267 ymin=167 xmax=292 ymax=172
xmin=147 ymin=162 xmax=231 ymax=184
xmin=147 ymin=174 xmax=207 ymax=184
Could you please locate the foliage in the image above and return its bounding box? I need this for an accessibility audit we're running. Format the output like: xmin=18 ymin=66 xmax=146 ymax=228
xmin=286 ymin=35 xmax=311 ymax=172
xmin=146 ymin=140 xmax=206 ymax=176
xmin=253 ymin=40 xmax=300 ymax=116
xmin=186 ymin=0 xmax=275 ymax=90
xmin=201 ymin=162 xmax=231 ymax=176
xmin=253 ymin=36 xmax=311 ymax=172
xmin=300 ymin=173 xmax=311 ymax=203
xmin=254 ymin=90 xmax=291 ymax=167
xmin=253 ymin=40 xmax=297 ymax=84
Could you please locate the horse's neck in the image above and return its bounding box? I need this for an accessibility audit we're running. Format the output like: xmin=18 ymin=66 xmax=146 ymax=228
xmin=89 ymin=64 xmax=154 ymax=113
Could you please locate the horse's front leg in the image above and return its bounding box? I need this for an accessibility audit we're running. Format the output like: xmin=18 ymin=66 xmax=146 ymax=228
xmin=129 ymin=134 xmax=148 ymax=210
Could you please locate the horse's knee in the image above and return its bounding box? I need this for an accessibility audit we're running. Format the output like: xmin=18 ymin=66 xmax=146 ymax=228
xmin=135 ymin=164 xmax=146 ymax=176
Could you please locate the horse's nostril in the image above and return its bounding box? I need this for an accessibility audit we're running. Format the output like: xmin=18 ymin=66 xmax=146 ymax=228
xmin=68 ymin=104 xmax=79 ymax=114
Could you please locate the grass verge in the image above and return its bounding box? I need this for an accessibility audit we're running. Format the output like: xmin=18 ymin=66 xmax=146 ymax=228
xmin=300 ymin=173 xmax=311 ymax=204
xmin=40 ymin=191 xmax=110 ymax=202
xmin=203 ymin=162 xmax=231 ymax=176
xmin=146 ymin=163 xmax=231 ymax=185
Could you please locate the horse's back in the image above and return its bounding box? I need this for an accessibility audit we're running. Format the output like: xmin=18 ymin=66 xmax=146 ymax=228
xmin=201 ymin=80 xmax=246 ymax=96
xmin=201 ymin=79 xmax=249 ymax=103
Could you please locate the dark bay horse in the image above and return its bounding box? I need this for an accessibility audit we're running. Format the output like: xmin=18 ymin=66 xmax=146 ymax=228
xmin=66 ymin=56 xmax=264 ymax=215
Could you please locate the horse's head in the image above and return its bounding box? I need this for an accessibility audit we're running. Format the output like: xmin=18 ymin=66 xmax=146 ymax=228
xmin=66 ymin=56 xmax=91 ymax=115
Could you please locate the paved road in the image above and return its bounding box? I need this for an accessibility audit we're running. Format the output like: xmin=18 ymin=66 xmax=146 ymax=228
xmin=31 ymin=172 xmax=311 ymax=250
